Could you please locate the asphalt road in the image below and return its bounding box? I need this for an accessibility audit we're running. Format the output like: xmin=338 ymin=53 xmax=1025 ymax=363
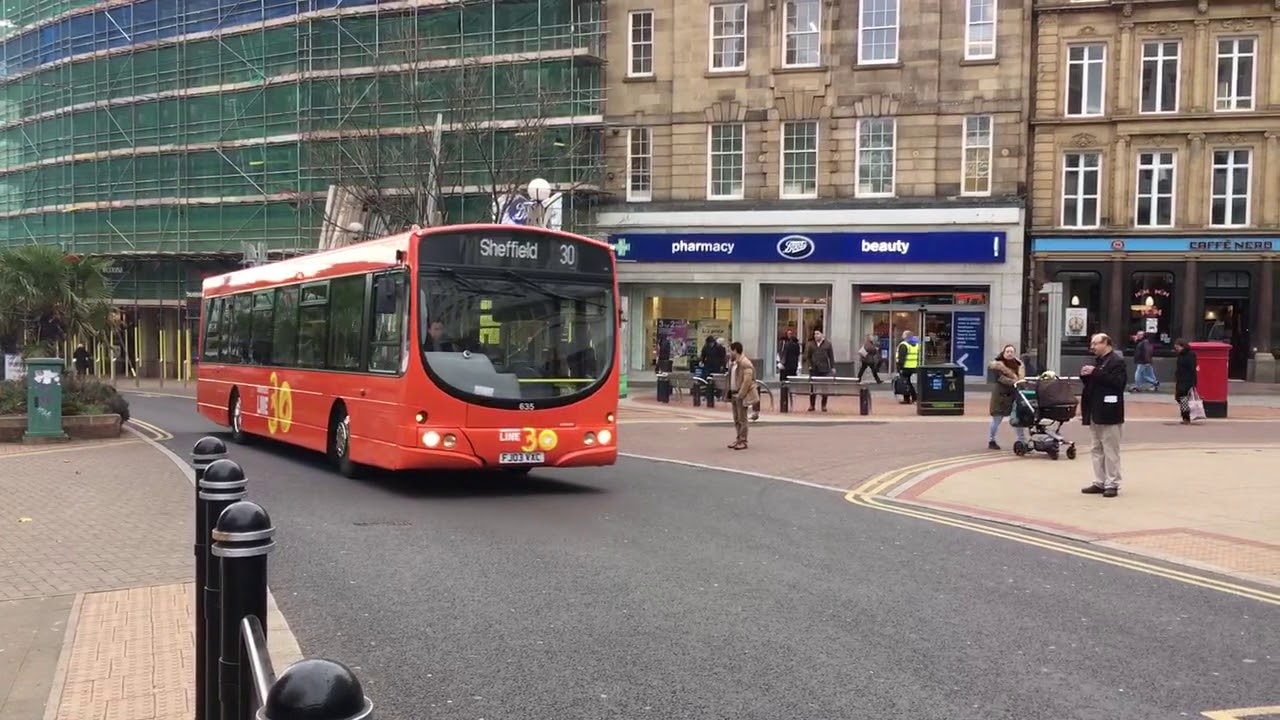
xmin=128 ymin=393 xmax=1279 ymax=720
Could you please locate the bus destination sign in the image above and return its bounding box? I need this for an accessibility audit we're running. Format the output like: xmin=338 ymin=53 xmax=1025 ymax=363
xmin=420 ymin=230 xmax=613 ymax=276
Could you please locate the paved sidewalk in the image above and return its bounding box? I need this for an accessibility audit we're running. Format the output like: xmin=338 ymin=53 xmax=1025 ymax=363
xmin=0 ymin=439 xmax=300 ymax=720
xmin=882 ymin=444 xmax=1280 ymax=587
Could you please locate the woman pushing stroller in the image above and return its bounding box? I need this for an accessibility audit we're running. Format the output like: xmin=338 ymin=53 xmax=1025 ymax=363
xmin=987 ymin=344 xmax=1027 ymax=450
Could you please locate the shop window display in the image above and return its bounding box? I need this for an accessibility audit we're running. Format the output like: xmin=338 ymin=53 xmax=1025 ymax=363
xmin=1128 ymin=271 xmax=1175 ymax=347
xmin=1056 ymin=271 xmax=1102 ymax=347
xmin=644 ymin=296 xmax=733 ymax=370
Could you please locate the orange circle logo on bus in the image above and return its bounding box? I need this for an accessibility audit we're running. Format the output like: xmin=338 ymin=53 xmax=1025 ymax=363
xmin=266 ymin=372 xmax=293 ymax=434
xmin=537 ymin=429 xmax=558 ymax=451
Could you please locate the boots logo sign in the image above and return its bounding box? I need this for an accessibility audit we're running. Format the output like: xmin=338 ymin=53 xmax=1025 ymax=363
xmin=776 ymin=235 xmax=816 ymax=260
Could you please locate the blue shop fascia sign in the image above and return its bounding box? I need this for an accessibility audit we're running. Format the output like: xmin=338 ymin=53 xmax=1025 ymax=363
xmin=1033 ymin=237 xmax=1278 ymax=253
xmin=607 ymin=231 xmax=1007 ymax=264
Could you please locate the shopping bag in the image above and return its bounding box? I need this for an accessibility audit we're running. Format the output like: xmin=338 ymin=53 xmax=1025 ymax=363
xmin=1187 ymin=388 xmax=1207 ymax=421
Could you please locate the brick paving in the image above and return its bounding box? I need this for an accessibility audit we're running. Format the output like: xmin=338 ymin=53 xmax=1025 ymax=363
xmin=618 ymin=409 xmax=1280 ymax=492
xmin=895 ymin=444 xmax=1280 ymax=586
xmin=0 ymin=442 xmax=191 ymax=602
xmin=0 ymin=440 xmax=194 ymax=720
xmin=55 ymin=585 xmax=194 ymax=720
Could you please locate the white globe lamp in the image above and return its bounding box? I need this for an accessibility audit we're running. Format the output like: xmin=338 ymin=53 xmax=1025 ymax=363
xmin=527 ymin=177 xmax=551 ymax=202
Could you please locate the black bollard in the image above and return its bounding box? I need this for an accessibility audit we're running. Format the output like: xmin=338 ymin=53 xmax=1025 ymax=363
xmin=213 ymin=501 xmax=275 ymax=720
xmin=262 ymin=659 xmax=374 ymax=720
xmin=200 ymin=459 xmax=247 ymax=720
xmin=191 ymin=437 xmax=228 ymax=720
xmin=779 ymin=380 xmax=790 ymax=413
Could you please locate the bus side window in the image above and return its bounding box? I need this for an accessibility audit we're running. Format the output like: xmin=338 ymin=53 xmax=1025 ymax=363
xmin=272 ymin=286 xmax=299 ymax=367
xmin=369 ymin=273 xmax=406 ymax=374
xmin=251 ymin=291 xmax=274 ymax=365
xmin=202 ymin=298 xmax=222 ymax=363
xmin=230 ymin=294 xmax=252 ymax=365
xmin=298 ymin=282 xmax=329 ymax=368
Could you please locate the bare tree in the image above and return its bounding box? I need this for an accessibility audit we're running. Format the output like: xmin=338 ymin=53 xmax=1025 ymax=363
xmin=304 ymin=22 xmax=602 ymax=247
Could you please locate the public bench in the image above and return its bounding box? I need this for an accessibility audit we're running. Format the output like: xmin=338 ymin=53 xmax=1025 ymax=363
xmin=779 ymin=376 xmax=872 ymax=414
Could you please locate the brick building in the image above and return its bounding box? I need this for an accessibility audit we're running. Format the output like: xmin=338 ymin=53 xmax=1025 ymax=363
xmin=600 ymin=0 xmax=1031 ymax=379
xmin=1029 ymin=0 xmax=1280 ymax=382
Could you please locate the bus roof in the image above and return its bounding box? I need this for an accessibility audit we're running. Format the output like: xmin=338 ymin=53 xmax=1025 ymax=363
xmin=203 ymin=224 xmax=612 ymax=296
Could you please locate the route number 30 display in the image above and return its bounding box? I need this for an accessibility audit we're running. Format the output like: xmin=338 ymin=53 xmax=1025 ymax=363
xmin=256 ymin=372 xmax=294 ymax=434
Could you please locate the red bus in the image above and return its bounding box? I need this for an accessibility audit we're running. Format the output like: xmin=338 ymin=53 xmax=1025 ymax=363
xmin=196 ymin=224 xmax=619 ymax=476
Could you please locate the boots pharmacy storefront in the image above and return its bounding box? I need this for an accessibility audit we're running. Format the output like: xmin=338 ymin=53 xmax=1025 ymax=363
xmin=602 ymin=209 xmax=1025 ymax=379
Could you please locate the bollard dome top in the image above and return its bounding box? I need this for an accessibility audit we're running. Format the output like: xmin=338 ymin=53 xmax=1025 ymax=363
xmin=263 ymin=659 xmax=369 ymax=720
xmin=192 ymin=436 xmax=227 ymax=456
xmin=202 ymin=458 xmax=246 ymax=486
xmin=213 ymin=500 xmax=273 ymax=536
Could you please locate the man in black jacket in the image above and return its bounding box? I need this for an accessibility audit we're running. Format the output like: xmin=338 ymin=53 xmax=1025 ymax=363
xmin=1080 ymin=333 xmax=1127 ymax=497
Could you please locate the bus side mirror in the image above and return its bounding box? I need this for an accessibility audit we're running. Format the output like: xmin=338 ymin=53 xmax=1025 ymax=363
xmin=374 ymin=277 xmax=398 ymax=314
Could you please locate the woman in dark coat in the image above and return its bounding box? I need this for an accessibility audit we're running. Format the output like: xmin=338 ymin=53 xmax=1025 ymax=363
xmin=1173 ymin=338 xmax=1198 ymax=424
xmin=987 ymin=344 xmax=1027 ymax=450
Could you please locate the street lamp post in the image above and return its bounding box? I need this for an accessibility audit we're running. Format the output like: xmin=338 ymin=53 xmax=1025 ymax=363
xmin=527 ymin=177 xmax=551 ymax=228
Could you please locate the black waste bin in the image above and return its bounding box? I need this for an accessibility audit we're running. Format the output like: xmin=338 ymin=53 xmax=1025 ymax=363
xmin=916 ymin=364 xmax=965 ymax=416
xmin=656 ymin=372 xmax=672 ymax=403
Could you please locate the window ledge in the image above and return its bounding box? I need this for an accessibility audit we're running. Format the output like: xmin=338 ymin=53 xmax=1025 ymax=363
xmin=773 ymin=64 xmax=826 ymax=74
xmin=623 ymin=75 xmax=656 ymax=84
xmin=854 ymin=61 xmax=903 ymax=70
xmin=705 ymin=69 xmax=749 ymax=79
xmin=960 ymin=57 xmax=999 ymax=67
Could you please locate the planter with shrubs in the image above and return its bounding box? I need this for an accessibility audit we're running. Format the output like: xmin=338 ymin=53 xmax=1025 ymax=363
xmin=0 ymin=375 xmax=131 ymax=442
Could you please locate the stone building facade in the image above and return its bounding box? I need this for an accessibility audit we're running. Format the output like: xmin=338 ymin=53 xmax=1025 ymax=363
xmin=1029 ymin=0 xmax=1280 ymax=382
xmin=601 ymin=0 xmax=1031 ymax=382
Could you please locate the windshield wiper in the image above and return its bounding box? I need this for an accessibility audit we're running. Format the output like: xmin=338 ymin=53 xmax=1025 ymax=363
xmin=502 ymin=270 xmax=607 ymax=308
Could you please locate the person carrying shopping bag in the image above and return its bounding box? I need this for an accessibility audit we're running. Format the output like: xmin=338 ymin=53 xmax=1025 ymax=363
xmin=987 ymin=344 xmax=1027 ymax=450
xmin=1173 ymin=338 xmax=1201 ymax=424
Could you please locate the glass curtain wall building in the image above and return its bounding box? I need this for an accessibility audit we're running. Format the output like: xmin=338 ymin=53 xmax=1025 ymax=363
xmin=0 ymin=0 xmax=605 ymax=377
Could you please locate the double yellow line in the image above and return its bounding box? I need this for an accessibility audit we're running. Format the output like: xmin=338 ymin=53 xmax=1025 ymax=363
xmin=127 ymin=418 xmax=173 ymax=442
xmin=845 ymin=455 xmax=1280 ymax=607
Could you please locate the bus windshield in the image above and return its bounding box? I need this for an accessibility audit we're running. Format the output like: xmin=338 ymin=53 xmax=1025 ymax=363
xmin=418 ymin=269 xmax=615 ymax=404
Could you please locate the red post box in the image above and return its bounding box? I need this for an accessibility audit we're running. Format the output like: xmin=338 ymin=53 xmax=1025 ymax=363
xmin=1188 ymin=342 xmax=1231 ymax=418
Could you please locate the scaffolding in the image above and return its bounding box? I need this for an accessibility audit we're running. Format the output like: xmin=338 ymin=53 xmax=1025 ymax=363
xmin=0 ymin=0 xmax=607 ymax=259
xmin=0 ymin=0 xmax=605 ymax=379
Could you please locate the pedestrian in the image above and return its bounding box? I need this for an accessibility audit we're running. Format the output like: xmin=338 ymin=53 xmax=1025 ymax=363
xmin=73 ymin=343 xmax=91 ymax=376
xmin=699 ymin=335 xmax=727 ymax=406
xmin=725 ymin=341 xmax=758 ymax=450
xmin=856 ymin=334 xmax=883 ymax=383
xmin=776 ymin=328 xmax=800 ymax=383
xmin=803 ymin=328 xmax=835 ymax=412
xmin=1173 ymin=338 xmax=1198 ymax=425
xmin=1080 ymin=332 xmax=1127 ymax=497
xmin=986 ymin=344 xmax=1026 ymax=450
xmin=895 ymin=331 xmax=920 ymax=404
xmin=1131 ymin=331 xmax=1159 ymax=392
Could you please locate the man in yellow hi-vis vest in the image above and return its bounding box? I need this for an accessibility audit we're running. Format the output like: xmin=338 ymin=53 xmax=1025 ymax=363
xmin=895 ymin=331 xmax=921 ymax=404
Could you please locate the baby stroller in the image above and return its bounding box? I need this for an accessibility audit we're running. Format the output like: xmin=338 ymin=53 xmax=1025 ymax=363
xmin=1010 ymin=372 xmax=1079 ymax=460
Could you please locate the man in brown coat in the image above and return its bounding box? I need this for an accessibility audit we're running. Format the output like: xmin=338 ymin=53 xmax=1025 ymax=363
xmin=726 ymin=341 xmax=759 ymax=450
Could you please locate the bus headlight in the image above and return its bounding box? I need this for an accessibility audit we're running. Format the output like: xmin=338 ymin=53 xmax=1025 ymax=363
xmin=584 ymin=432 xmax=596 ymax=445
xmin=606 ymin=412 xmax=615 ymax=423
xmin=415 ymin=410 xmax=428 ymax=423
xmin=443 ymin=434 xmax=457 ymax=449
xmin=597 ymin=429 xmax=612 ymax=445
xmin=422 ymin=431 xmax=441 ymax=448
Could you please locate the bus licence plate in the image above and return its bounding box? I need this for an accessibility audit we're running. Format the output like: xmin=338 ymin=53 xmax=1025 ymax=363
xmin=499 ymin=452 xmax=545 ymax=465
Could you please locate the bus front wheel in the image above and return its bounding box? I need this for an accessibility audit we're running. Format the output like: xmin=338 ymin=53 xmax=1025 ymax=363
xmin=328 ymin=406 xmax=362 ymax=478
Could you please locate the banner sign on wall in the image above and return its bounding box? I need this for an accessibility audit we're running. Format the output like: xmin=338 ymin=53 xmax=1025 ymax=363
xmin=951 ymin=312 xmax=985 ymax=377
xmin=1034 ymin=237 xmax=1278 ymax=253
xmin=607 ymin=232 xmax=1007 ymax=264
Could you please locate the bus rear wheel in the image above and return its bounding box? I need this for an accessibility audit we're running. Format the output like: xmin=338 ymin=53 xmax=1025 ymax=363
xmin=229 ymin=391 xmax=249 ymax=444
xmin=328 ymin=407 xmax=362 ymax=478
